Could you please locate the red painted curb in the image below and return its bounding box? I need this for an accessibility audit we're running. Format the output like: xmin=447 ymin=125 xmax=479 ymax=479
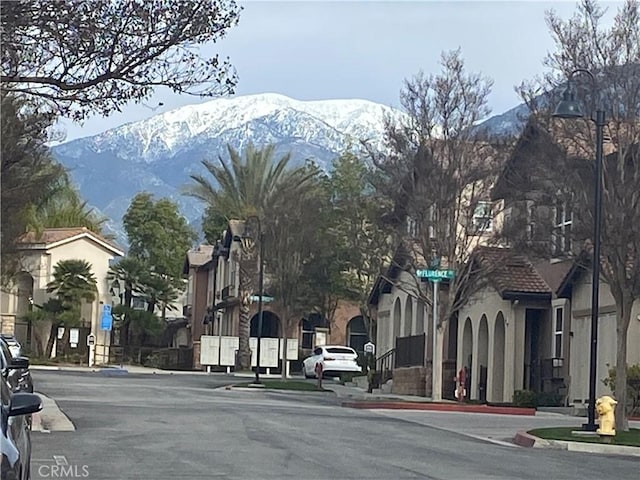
xmin=341 ymin=401 xmax=535 ymax=416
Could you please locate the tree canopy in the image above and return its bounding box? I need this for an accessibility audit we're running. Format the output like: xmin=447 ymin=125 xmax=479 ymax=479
xmin=0 ymin=92 xmax=67 ymax=280
xmin=1 ymin=0 xmax=241 ymax=120
xmin=123 ymin=192 xmax=196 ymax=280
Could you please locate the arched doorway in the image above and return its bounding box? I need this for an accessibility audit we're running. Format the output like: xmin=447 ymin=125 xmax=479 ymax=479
xmin=347 ymin=316 xmax=369 ymax=352
xmin=492 ymin=312 xmax=506 ymax=402
xmin=461 ymin=317 xmax=473 ymax=400
xmin=478 ymin=315 xmax=489 ymax=402
xmin=250 ymin=311 xmax=281 ymax=338
xmin=392 ymin=297 xmax=401 ymax=347
xmin=403 ymin=297 xmax=413 ymax=336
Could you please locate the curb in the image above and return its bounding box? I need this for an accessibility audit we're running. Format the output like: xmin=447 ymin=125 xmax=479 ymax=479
xmin=342 ymin=401 xmax=536 ymax=416
xmin=31 ymin=392 xmax=75 ymax=433
xmin=513 ymin=430 xmax=640 ymax=457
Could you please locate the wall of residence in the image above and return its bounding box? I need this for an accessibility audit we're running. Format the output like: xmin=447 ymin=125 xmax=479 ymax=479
xmin=4 ymin=239 xmax=119 ymax=360
xmin=568 ymin=275 xmax=640 ymax=406
xmin=375 ymin=270 xmax=428 ymax=359
xmin=332 ymin=300 xmax=361 ymax=346
xmin=191 ymin=269 xmax=209 ymax=341
xmin=458 ymin=286 xmax=524 ymax=403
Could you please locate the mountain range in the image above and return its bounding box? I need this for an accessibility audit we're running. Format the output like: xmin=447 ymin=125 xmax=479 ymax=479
xmin=51 ymin=93 xmax=528 ymax=248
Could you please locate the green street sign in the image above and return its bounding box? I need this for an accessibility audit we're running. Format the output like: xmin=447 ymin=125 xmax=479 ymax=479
xmin=250 ymin=295 xmax=274 ymax=303
xmin=416 ymin=269 xmax=455 ymax=281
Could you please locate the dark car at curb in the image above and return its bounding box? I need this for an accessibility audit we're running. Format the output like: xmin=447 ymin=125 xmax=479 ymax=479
xmin=1 ymin=347 xmax=42 ymax=480
xmin=0 ymin=339 xmax=33 ymax=394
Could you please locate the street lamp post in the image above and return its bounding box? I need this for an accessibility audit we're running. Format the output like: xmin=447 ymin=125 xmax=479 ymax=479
xmin=552 ymin=68 xmax=605 ymax=432
xmin=243 ymin=216 xmax=265 ymax=385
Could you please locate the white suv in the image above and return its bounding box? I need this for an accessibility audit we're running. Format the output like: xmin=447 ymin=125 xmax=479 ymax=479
xmin=302 ymin=345 xmax=362 ymax=379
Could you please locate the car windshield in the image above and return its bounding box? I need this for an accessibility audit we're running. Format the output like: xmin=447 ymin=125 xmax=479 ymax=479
xmin=0 ymin=341 xmax=12 ymax=361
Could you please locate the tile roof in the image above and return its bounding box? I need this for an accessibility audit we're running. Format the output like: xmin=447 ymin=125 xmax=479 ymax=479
xmin=18 ymin=227 xmax=123 ymax=254
xmin=474 ymin=246 xmax=551 ymax=298
xmin=533 ymin=259 xmax=574 ymax=295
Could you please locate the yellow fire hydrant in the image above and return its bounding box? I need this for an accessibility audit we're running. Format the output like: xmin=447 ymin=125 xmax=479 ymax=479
xmin=595 ymin=395 xmax=617 ymax=438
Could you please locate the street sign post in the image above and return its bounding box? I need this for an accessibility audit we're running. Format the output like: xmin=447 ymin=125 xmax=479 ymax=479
xmin=415 ymin=268 xmax=456 ymax=401
xmin=87 ymin=333 xmax=96 ymax=367
xmin=100 ymin=304 xmax=113 ymax=331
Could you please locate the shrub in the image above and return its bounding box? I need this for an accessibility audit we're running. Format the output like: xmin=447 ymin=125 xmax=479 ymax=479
xmin=513 ymin=389 xmax=537 ymax=407
xmin=536 ymin=392 xmax=564 ymax=407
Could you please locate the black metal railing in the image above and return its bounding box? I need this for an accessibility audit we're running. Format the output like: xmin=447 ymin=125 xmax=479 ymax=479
xmin=376 ymin=348 xmax=395 ymax=383
xmin=395 ymin=333 xmax=425 ymax=368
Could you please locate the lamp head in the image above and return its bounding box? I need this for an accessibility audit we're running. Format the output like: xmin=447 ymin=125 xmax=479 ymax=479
xmin=552 ymin=81 xmax=585 ymax=119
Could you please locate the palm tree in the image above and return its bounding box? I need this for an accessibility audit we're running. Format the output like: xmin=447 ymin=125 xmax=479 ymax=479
xmin=45 ymin=259 xmax=98 ymax=357
xmin=25 ymin=175 xmax=109 ymax=236
xmin=183 ymin=143 xmax=318 ymax=370
xmin=108 ymin=257 xmax=146 ymax=347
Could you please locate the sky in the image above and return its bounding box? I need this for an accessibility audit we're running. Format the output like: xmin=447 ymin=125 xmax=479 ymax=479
xmin=59 ymin=0 xmax=623 ymax=142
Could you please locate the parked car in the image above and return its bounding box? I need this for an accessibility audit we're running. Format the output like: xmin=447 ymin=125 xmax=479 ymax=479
xmin=1 ymin=351 xmax=42 ymax=480
xmin=0 ymin=336 xmax=21 ymax=359
xmin=0 ymin=340 xmax=33 ymax=394
xmin=302 ymin=345 xmax=362 ymax=379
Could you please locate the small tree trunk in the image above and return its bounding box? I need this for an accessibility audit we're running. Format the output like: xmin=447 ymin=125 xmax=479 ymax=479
xmin=281 ymin=316 xmax=289 ymax=379
xmin=614 ymin=297 xmax=633 ymax=432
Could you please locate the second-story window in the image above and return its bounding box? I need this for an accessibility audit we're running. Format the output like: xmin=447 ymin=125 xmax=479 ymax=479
xmin=554 ymin=307 xmax=563 ymax=359
xmin=553 ymin=199 xmax=573 ymax=256
xmin=406 ymin=216 xmax=418 ymax=237
xmin=472 ymin=201 xmax=493 ymax=233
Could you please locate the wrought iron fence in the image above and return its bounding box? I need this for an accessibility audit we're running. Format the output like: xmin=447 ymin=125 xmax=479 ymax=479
xmin=395 ymin=333 xmax=425 ymax=368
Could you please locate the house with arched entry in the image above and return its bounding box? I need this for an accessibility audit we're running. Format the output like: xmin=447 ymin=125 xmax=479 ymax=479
xmin=183 ymin=220 xmax=365 ymax=372
xmin=368 ymin=242 xmax=459 ymax=398
xmin=0 ymin=227 xmax=124 ymax=361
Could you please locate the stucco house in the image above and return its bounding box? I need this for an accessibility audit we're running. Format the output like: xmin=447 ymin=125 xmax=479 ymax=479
xmin=368 ymin=115 xmax=639 ymax=410
xmin=455 ymin=118 xmax=640 ymax=408
xmin=0 ymin=227 xmax=124 ymax=362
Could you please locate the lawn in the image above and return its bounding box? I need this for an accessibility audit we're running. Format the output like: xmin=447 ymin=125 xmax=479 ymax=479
xmin=528 ymin=427 xmax=640 ymax=447
xmin=233 ymin=380 xmax=330 ymax=392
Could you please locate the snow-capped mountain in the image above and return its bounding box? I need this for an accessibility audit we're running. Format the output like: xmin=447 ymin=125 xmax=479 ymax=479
xmin=51 ymin=93 xmax=404 ymax=247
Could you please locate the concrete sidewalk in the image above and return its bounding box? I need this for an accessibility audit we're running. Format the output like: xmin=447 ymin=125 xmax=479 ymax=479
xmin=32 ymin=391 xmax=75 ymax=433
xmin=323 ymin=382 xmax=640 ymax=456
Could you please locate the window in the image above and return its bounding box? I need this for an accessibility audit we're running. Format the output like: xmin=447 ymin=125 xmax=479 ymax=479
xmin=472 ymin=201 xmax=493 ymax=233
xmin=406 ymin=216 xmax=418 ymax=237
xmin=554 ymin=307 xmax=563 ymax=358
xmin=347 ymin=316 xmax=369 ymax=352
xmin=427 ymin=205 xmax=436 ymax=239
xmin=526 ymin=200 xmax=536 ymax=241
xmin=132 ymin=297 xmax=146 ymax=310
xmin=300 ymin=319 xmax=314 ymax=349
xmin=553 ymin=199 xmax=573 ymax=256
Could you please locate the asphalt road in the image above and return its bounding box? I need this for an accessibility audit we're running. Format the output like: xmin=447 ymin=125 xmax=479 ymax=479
xmin=30 ymin=371 xmax=638 ymax=480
